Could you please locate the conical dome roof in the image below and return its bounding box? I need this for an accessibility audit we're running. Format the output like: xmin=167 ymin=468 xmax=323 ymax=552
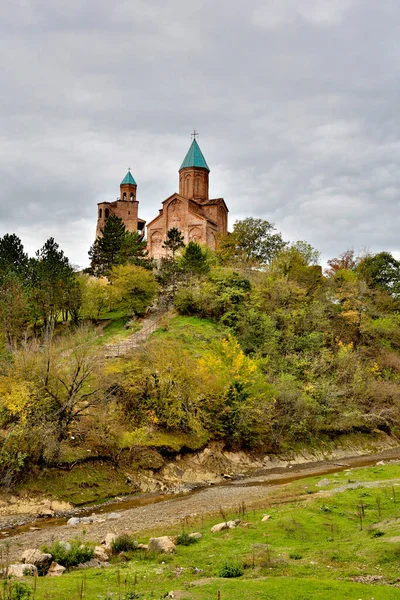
xmin=180 ymin=139 xmax=210 ymax=172
xmin=120 ymin=170 xmax=137 ymax=185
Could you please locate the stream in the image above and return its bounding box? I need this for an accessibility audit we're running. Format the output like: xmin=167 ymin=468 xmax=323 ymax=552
xmin=2 ymin=445 xmax=400 ymax=546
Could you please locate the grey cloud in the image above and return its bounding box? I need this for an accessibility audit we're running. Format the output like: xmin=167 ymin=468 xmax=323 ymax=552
xmin=0 ymin=0 xmax=399 ymax=267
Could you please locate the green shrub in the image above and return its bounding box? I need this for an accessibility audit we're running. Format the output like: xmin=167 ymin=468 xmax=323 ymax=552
xmin=41 ymin=540 xmax=93 ymax=568
xmin=370 ymin=529 xmax=385 ymax=538
xmin=289 ymin=552 xmax=303 ymax=560
xmin=176 ymin=532 xmax=198 ymax=546
xmin=218 ymin=559 xmax=244 ymax=578
xmin=111 ymin=534 xmax=138 ymax=554
xmin=6 ymin=582 xmax=32 ymax=600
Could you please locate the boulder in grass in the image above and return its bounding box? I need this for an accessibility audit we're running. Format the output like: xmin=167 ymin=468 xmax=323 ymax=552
xmin=137 ymin=543 xmax=148 ymax=550
xmin=148 ymin=536 xmax=176 ymax=554
xmin=47 ymin=562 xmax=66 ymax=577
xmin=189 ymin=532 xmax=202 ymax=540
xmin=211 ymin=520 xmax=237 ymax=533
xmin=93 ymin=546 xmax=110 ymax=562
xmin=21 ymin=549 xmax=52 ymax=574
xmin=101 ymin=533 xmax=117 ymax=550
xmin=261 ymin=515 xmax=271 ymax=522
xmin=8 ymin=564 xmax=38 ymax=578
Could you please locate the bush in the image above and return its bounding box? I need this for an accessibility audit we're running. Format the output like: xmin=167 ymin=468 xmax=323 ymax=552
xmin=218 ymin=559 xmax=244 ymax=578
xmin=111 ymin=534 xmax=138 ymax=554
xmin=7 ymin=582 xmax=32 ymax=600
xmin=176 ymin=532 xmax=198 ymax=546
xmin=370 ymin=529 xmax=385 ymax=538
xmin=289 ymin=552 xmax=303 ymax=560
xmin=41 ymin=540 xmax=93 ymax=568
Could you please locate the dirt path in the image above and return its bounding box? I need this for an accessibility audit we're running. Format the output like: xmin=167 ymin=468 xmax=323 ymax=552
xmin=103 ymin=306 xmax=169 ymax=358
xmin=3 ymin=447 xmax=400 ymax=562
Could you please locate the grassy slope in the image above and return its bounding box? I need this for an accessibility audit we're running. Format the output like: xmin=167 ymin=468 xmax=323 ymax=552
xmin=11 ymin=463 xmax=400 ymax=599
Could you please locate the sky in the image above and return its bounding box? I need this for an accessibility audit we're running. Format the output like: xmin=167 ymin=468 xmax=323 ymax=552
xmin=0 ymin=0 xmax=399 ymax=268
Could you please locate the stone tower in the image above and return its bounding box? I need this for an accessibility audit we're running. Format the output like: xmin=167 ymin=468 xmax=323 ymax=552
xmin=179 ymin=138 xmax=210 ymax=202
xmin=96 ymin=170 xmax=145 ymax=238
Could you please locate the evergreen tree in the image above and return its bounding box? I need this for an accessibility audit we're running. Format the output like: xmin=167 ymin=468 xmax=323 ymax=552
xmin=29 ymin=238 xmax=75 ymax=334
xmin=89 ymin=215 xmax=127 ymax=275
xmin=119 ymin=231 xmax=151 ymax=269
xmin=0 ymin=234 xmax=28 ymax=283
xmin=162 ymin=227 xmax=185 ymax=259
xmin=179 ymin=241 xmax=210 ymax=277
xmin=89 ymin=215 xmax=151 ymax=275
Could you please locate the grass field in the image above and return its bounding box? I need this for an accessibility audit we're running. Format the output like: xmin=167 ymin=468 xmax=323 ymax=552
xmin=4 ymin=462 xmax=400 ymax=599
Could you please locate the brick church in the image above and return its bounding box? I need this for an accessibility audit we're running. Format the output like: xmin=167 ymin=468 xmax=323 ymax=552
xmin=95 ymin=136 xmax=229 ymax=259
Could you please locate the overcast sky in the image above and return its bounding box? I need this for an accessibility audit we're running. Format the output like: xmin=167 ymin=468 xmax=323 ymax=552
xmin=0 ymin=0 xmax=399 ymax=267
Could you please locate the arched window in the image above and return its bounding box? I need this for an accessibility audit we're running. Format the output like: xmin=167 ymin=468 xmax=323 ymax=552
xmin=99 ymin=208 xmax=102 ymax=218
xmin=123 ymin=192 xmax=127 ymax=200
xmin=130 ymin=193 xmax=134 ymax=201
xmin=185 ymin=176 xmax=190 ymax=196
xmin=196 ymin=177 xmax=200 ymax=194
xmin=105 ymin=208 xmax=109 ymax=219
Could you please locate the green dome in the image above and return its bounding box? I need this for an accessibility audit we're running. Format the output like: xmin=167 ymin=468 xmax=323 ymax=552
xmin=180 ymin=139 xmax=210 ymax=172
xmin=121 ymin=171 xmax=137 ymax=185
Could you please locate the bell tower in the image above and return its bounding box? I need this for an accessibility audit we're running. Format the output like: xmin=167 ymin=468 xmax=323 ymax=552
xmin=120 ymin=168 xmax=137 ymax=201
xmin=179 ymin=132 xmax=210 ymax=202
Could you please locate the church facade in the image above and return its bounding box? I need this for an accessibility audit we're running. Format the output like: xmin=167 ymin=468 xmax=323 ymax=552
xmin=95 ymin=137 xmax=228 ymax=258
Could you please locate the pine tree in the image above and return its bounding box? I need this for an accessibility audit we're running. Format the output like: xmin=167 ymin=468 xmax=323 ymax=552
xmin=89 ymin=215 xmax=151 ymax=275
xmin=162 ymin=227 xmax=185 ymax=260
xmin=89 ymin=215 xmax=127 ymax=275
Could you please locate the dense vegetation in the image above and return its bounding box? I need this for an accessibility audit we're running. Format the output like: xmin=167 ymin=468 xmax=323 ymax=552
xmin=1 ymin=216 xmax=400 ymax=489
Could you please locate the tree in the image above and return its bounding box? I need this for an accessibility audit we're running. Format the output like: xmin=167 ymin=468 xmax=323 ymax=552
xmin=119 ymin=231 xmax=151 ymax=269
xmin=162 ymin=227 xmax=185 ymax=259
xmin=108 ymin=264 xmax=158 ymax=315
xmin=179 ymin=241 xmax=210 ymax=278
xmin=357 ymin=252 xmax=400 ymax=296
xmin=80 ymin=275 xmax=110 ymax=320
xmin=325 ymin=249 xmax=358 ymax=276
xmin=0 ymin=233 xmax=28 ymax=283
xmin=158 ymin=228 xmax=185 ymax=300
xmin=89 ymin=215 xmax=127 ymax=275
xmin=29 ymin=238 xmax=75 ymax=334
xmin=0 ymin=273 xmax=29 ymax=348
xmin=217 ymin=218 xmax=286 ymax=268
xmin=89 ymin=216 xmax=151 ymax=275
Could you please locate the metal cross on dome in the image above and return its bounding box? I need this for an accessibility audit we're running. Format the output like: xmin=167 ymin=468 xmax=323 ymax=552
xmin=191 ymin=130 xmax=199 ymax=140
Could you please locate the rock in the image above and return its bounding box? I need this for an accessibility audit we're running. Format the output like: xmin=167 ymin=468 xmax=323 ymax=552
xmin=107 ymin=512 xmax=121 ymax=520
xmin=47 ymin=562 xmax=66 ymax=577
xmin=148 ymin=536 xmax=176 ymax=554
xmin=262 ymin=515 xmax=271 ymax=522
xmin=101 ymin=533 xmax=117 ymax=550
xmin=77 ymin=559 xmax=102 ymax=569
xmin=36 ymin=509 xmax=54 ymax=518
xmin=211 ymin=520 xmax=237 ymax=533
xmin=93 ymin=546 xmax=110 ymax=562
xmin=351 ymin=575 xmax=383 ymax=584
xmin=137 ymin=543 xmax=148 ymax=550
xmin=8 ymin=564 xmax=38 ymax=578
xmin=67 ymin=517 xmax=81 ymax=526
xmin=376 ymin=460 xmax=386 ymax=466
xmin=316 ymin=479 xmax=331 ymax=488
xmin=21 ymin=549 xmax=52 ymax=571
xmin=188 ymin=532 xmax=202 ymax=540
